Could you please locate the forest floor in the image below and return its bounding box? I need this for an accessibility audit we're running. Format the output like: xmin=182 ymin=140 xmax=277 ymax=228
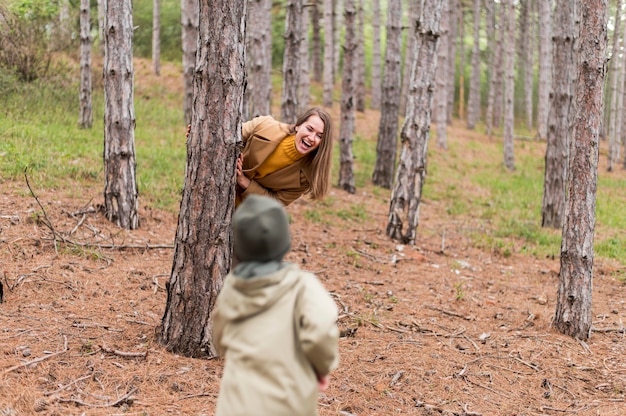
xmin=2 ymin=60 xmax=626 ymax=415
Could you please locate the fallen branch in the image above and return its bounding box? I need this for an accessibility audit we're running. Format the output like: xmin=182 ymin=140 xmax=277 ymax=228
xmin=4 ymin=336 xmax=68 ymax=374
xmin=56 ymin=386 xmax=138 ymax=408
xmin=98 ymin=345 xmax=148 ymax=359
xmin=44 ymin=374 xmax=92 ymax=396
xmin=25 ymin=169 xmax=59 ymax=254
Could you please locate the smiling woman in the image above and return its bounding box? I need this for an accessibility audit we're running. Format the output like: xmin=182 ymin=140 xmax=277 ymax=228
xmin=236 ymin=107 xmax=334 ymax=207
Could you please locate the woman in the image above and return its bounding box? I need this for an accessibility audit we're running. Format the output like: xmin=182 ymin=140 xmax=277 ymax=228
xmin=236 ymin=107 xmax=333 ymax=206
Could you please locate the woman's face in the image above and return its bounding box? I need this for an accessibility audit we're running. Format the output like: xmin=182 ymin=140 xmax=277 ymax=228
xmin=294 ymin=115 xmax=325 ymax=155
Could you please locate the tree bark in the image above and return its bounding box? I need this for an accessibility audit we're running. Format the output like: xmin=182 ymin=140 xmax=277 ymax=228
xmin=322 ymin=0 xmax=334 ymax=107
xmin=157 ymin=0 xmax=246 ymax=358
xmin=152 ymin=0 xmax=161 ymax=76
xmin=554 ymin=0 xmax=606 ymax=342
xmin=244 ymin=0 xmax=272 ymax=120
xmin=387 ymin=0 xmax=443 ymax=245
xmin=103 ymin=0 xmax=139 ymax=230
xmin=502 ymin=0 xmax=515 ymax=171
xmin=355 ymin=0 xmax=366 ymax=112
xmin=485 ymin=0 xmax=498 ymax=137
xmin=542 ymin=0 xmax=577 ymax=229
xmin=181 ymin=0 xmax=198 ymax=125
xmin=311 ymin=0 xmax=323 ymax=83
xmin=372 ymin=0 xmax=402 ymax=189
xmin=79 ymin=0 xmax=93 ymax=129
xmin=536 ymin=0 xmax=553 ymax=140
xmin=370 ymin=0 xmax=381 ymax=110
xmin=281 ymin=0 xmax=303 ymax=123
xmin=466 ymin=0 xmax=482 ymax=130
xmin=338 ymin=0 xmax=356 ymax=194
xmin=607 ymin=0 xmax=623 ymax=171
xmin=434 ymin=0 xmax=450 ymax=149
xmin=299 ymin=4 xmax=311 ymax=113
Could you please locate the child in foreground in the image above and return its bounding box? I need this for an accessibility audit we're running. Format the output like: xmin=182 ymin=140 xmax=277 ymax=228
xmin=212 ymin=194 xmax=340 ymax=416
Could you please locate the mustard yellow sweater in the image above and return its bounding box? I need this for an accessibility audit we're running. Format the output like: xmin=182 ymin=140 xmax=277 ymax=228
xmin=254 ymin=135 xmax=305 ymax=179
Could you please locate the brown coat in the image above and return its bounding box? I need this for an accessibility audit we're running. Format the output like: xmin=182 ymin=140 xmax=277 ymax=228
xmin=212 ymin=263 xmax=339 ymax=416
xmin=239 ymin=116 xmax=314 ymax=206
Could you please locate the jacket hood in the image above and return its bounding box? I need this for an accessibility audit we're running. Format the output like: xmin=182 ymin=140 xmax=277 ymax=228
xmin=217 ymin=263 xmax=300 ymax=321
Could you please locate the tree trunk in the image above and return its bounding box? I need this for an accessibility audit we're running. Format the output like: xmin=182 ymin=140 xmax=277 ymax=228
xmin=181 ymin=0 xmax=198 ymax=125
xmin=541 ymin=0 xmax=577 ymax=229
xmin=370 ymin=0 xmax=381 ymax=110
xmin=103 ymin=0 xmax=139 ymax=230
xmin=334 ymin=0 xmax=343 ymax=79
xmin=554 ymin=0 xmax=606 ymax=342
xmin=466 ymin=0 xmax=482 ymax=130
xmin=281 ymin=0 xmax=303 ymax=123
xmin=446 ymin=0 xmax=457 ymax=124
xmin=338 ymin=0 xmax=356 ymax=194
xmin=79 ymin=0 xmax=93 ymax=129
xmin=399 ymin=1 xmax=412 ymax=117
xmin=502 ymin=0 xmax=515 ymax=171
xmin=244 ymin=0 xmax=272 ymax=120
xmin=607 ymin=0 xmax=623 ymax=172
xmin=387 ymin=0 xmax=443 ymax=245
xmin=520 ymin=0 xmax=535 ymax=130
xmin=299 ymin=5 xmax=311 ymax=113
xmin=536 ymin=0 xmax=553 ymax=140
xmin=434 ymin=0 xmax=450 ymax=149
xmin=311 ymin=0 xmax=323 ymax=83
xmin=152 ymin=0 xmax=161 ymax=76
xmin=157 ymin=0 xmax=246 ymax=358
xmin=97 ymin=0 xmax=105 ymax=54
xmin=371 ymin=0 xmax=402 ymax=189
xmin=322 ymin=0 xmax=334 ymax=107
xmin=355 ymin=0 xmax=366 ymax=112
xmin=457 ymin=8 xmax=466 ymax=121
xmin=485 ymin=0 xmax=498 ymax=137
xmin=492 ymin=3 xmax=505 ymax=129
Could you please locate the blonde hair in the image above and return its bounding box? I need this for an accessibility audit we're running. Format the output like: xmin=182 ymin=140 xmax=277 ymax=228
xmin=291 ymin=107 xmax=333 ymax=200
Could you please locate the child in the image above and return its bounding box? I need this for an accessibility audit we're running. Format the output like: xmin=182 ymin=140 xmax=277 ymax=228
xmin=212 ymin=194 xmax=339 ymax=416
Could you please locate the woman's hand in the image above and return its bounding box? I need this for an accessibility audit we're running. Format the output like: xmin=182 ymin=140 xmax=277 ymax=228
xmin=236 ymin=153 xmax=250 ymax=190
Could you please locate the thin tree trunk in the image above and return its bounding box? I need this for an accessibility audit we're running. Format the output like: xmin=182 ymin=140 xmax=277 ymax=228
xmin=541 ymin=0 xmax=577 ymax=229
xmin=370 ymin=0 xmax=382 ymax=110
xmin=281 ymin=0 xmax=304 ymax=123
xmin=372 ymin=0 xmax=402 ymax=189
xmin=435 ymin=0 xmax=450 ymax=149
xmin=79 ymin=0 xmax=93 ymax=129
xmin=485 ymin=0 xmax=497 ymax=137
xmin=338 ymin=0 xmax=356 ymax=194
xmin=607 ymin=0 xmax=623 ymax=171
xmin=521 ymin=0 xmax=535 ymax=130
xmin=334 ymin=0 xmax=343 ymax=79
xmin=152 ymin=0 xmax=160 ymax=76
xmin=157 ymin=0 xmax=246 ymax=358
xmin=387 ymin=0 xmax=443 ymax=245
xmin=299 ymin=5 xmax=311 ymax=113
xmin=536 ymin=0 xmax=553 ymax=140
xmin=554 ymin=0 xmax=606 ymax=342
xmin=492 ymin=2 xmax=506 ymax=129
xmin=502 ymin=0 xmax=515 ymax=171
xmin=322 ymin=0 xmax=334 ymax=107
xmin=355 ymin=0 xmax=366 ymax=112
xmin=457 ymin=7 xmax=466 ymax=121
xmin=311 ymin=0 xmax=323 ymax=83
xmin=399 ymin=1 xmax=413 ymax=117
xmin=446 ymin=0 xmax=457 ymax=124
xmin=244 ymin=0 xmax=272 ymax=120
xmin=181 ymin=0 xmax=198 ymax=125
xmin=466 ymin=0 xmax=482 ymax=130
xmin=103 ymin=0 xmax=139 ymax=230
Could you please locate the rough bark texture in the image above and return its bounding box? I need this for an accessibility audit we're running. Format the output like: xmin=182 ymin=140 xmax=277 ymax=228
xmin=311 ymin=0 xmax=323 ymax=83
xmin=387 ymin=0 xmax=442 ymax=245
xmin=446 ymin=0 xmax=456 ymax=124
xmin=370 ymin=0 xmax=381 ymax=110
xmin=520 ymin=0 xmax=535 ymax=130
xmin=466 ymin=0 xmax=481 ymax=130
xmin=554 ymin=0 xmax=606 ymax=342
xmin=152 ymin=0 xmax=160 ymax=76
xmin=607 ymin=0 xmax=623 ymax=172
xmin=502 ymin=0 xmax=515 ymax=171
xmin=299 ymin=5 xmax=311 ymax=113
xmin=399 ymin=1 xmax=414 ymax=117
xmin=484 ymin=0 xmax=497 ymax=137
xmin=322 ymin=0 xmax=334 ymax=107
xmin=536 ymin=0 xmax=553 ymax=140
xmin=338 ymin=0 xmax=356 ymax=194
xmin=371 ymin=0 xmax=402 ymax=189
xmin=157 ymin=0 xmax=246 ymax=358
xmin=79 ymin=0 xmax=93 ymax=129
xmin=181 ymin=0 xmax=198 ymax=125
xmin=103 ymin=0 xmax=139 ymax=230
xmin=281 ymin=0 xmax=303 ymax=123
xmin=542 ymin=0 xmax=577 ymax=229
xmin=355 ymin=0 xmax=366 ymax=112
xmin=244 ymin=0 xmax=272 ymax=120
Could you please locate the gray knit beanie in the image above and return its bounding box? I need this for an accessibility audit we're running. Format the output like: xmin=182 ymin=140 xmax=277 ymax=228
xmin=233 ymin=195 xmax=291 ymax=262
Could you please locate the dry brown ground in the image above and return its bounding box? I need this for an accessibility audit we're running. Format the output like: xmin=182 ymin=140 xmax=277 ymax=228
xmin=2 ymin=61 xmax=626 ymax=415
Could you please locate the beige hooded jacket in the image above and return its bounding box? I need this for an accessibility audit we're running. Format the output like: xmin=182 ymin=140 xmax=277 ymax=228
xmin=212 ymin=263 xmax=339 ymax=416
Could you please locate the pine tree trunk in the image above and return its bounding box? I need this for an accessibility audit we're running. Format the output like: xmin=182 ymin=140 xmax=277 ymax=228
xmin=399 ymin=1 xmax=413 ymax=117
xmin=355 ymin=0 xmax=366 ymax=112
xmin=492 ymin=3 xmax=505 ymax=129
xmin=466 ymin=0 xmax=482 ymax=130
xmin=536 ymin=0 xmax=553 ymax=140
xmin=607 ymin=0 xmax=623 ymax=172
xmin=79 ymin=0 xmax=93 ymax=129
xmin=322 ymin=0 xmax=334 ymax=107
xmin=181 ymin=0 xmax=198 ymax=125
xmin=372 ymin=0 xmax=402 ymax=189
xmin=521 ymin=0 xmax=535 ymax=130
xmin=299 ymin=6 xmax=311 ymax=113
xmin=338 ymin=0 xmax=356 ymax=194
xmin=244 ymin=0 xmax=272 ymax=120
xmin=485 ymin=0 xmax=497 ymax=137
xmin=542 ymin=0 xmax=577 ymax=229
xmin=554 ymin=0 xmax=606 ymax=342
xmin=281 ymin=0 xmax=303 ymax=123
xmin=435 ymin=0 xmax=450 ymax=149
xmin=387 ymin=0 xmax=443 ymax=245
xmin=370 ymin=0 xmax=381 ymax=110
xmin=157 ymin=0 xmax=246 ymax=358
xmin=311 ymin=0 xmax=323 ymax=83
xmin=103 ymin=0 xmax=139 ymax=230
xmin=446 ymin=0 xmax=457 ymax=124
xmin=502 ymin=0 xmax=515 ymax=171
xmin=152 ymin=0 xmax=161 ymax=76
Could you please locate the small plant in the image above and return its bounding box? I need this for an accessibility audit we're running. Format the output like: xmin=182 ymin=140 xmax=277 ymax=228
xmin=454 ymin=282 xmax=465 ymax=301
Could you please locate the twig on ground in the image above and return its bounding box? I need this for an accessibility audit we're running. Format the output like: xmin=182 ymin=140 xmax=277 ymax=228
xmin=426 ymin=304 xmax=472 ymax=320
xmin=44 ymin=374 xmax=92 ymax=396
xmin=56 ymin=386 xmax=138 ymax=408
xmin=180 ymin=392 xmax=215 ymax=400
xmin=99 ymin=345 xmax=148 ymax=359
xmin=24 ymin=170 xmax=59 ymax=254
xmin=4 ymin=335 xmax=68 ymax=374
xmin=389 ymin=370 xmax=404 ymax=386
